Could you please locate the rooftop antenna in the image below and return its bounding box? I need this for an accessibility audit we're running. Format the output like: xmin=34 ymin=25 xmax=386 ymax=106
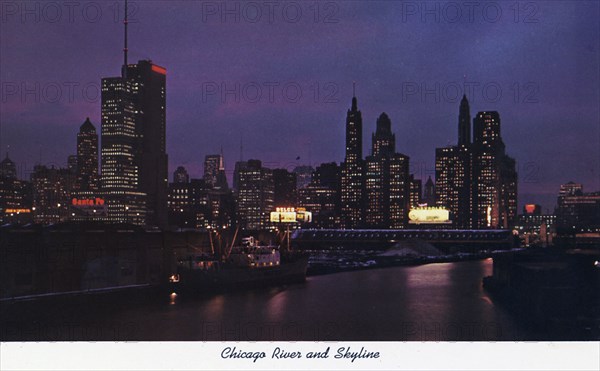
xmin=351 ymin=81 xmax=357 ymax=110
xmin=239 ymin=135 xmax=244 ymax=162
xmin=122 ymin=0 xmax=129 ymax=78
xmin=220 ymin=145 xmax=225 ymax=170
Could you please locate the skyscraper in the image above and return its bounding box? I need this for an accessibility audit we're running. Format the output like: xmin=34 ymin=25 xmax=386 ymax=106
xmin=372 ymin=112 xmax=395 ymax=157
xmin=388 ymin=154 xmax=410 ymax=229
xmin=340 ymin=88 xmax=365 ymax=228
xmin=472 ymin=111 xmax=517 ymax=228
xmin=75 ymin=118 xmax=99 ymax=192
xmin=100 ymin=6 xmax=168 ymax=227
xmin=101 ymin=75 xmax=146 ymax=225
xmin=365 ymin=113 xmax=410 ymax=228
xmin=409 ymin=174 xmax=422 ymax=208
xmin=435 ymin=95 xmax=473 ymax=228
xmin=435 ymin=146 xmax=471 ymax=228
xmin=235 ymin=159 xmax=274 ymax=230
xmin=436 ymin=99 xmax=517 ymax=229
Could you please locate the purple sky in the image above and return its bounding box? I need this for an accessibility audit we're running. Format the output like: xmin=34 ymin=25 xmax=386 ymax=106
xmin=1 ymin=1 xmax=599 ymax=211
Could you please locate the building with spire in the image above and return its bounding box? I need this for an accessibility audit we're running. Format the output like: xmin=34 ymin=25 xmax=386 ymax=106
xmin=423 ymin=176 xmax=435 ymax=206
xmin=435 ymin=96 xmax=517 ymax=229
xmin=340 ymin=86 xmax=365 ymax=228
xmin=436 ymin=95 xmax=474 ymax=228
xmin=204 ymin=153 xmax=228 ymax=190
xmin=100 ymin=1 xmax=168 ymax=227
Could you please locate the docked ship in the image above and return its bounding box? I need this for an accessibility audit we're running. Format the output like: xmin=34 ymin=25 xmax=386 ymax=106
xmin=169 ymin=236 xmax=309 ymax=292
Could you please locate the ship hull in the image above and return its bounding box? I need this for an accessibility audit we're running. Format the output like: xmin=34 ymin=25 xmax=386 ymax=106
xmin=173 ymin=255 xmax=309 ymax=293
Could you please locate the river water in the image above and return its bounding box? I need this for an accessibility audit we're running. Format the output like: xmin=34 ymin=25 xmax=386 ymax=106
xmin=2 ymin=259 xmax=549 ymax=341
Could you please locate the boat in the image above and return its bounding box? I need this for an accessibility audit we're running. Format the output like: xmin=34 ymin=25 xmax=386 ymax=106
xmin=169 ymin=236 xmax=309 ymax=292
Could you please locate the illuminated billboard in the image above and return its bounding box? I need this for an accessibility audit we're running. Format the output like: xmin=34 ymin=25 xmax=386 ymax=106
xmin=270 ymin=207 xmax=312 ymax=223
xmin=296 ymin=209 xmax=312 ymax=223
xmin=4 ymin=208 xmax=31 ymax=214
xmin=408 ymin=207 xmax=451 ymax=224
xmin=270 ymin=211 xmax=298 ymax=223
xmin=72 ymin=197 xmax=105 ymax=207
xmin=71 ymin=197 xmax=107 ymax=216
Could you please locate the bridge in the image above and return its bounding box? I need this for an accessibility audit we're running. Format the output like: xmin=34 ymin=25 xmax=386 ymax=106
xmin=291 ymin=229 xmax=516 ymax=253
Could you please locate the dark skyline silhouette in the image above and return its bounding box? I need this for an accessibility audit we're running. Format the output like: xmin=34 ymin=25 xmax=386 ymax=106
xmin=1 ymin=1 xmax=599 ymax=211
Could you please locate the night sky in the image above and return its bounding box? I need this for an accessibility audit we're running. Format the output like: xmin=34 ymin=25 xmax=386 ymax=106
xmin=1 ymin=1 xmax=599 ymax=211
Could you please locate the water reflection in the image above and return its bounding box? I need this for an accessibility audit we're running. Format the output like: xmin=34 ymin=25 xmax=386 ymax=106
xmin=2 ymin=260 xmax=541 ymax=341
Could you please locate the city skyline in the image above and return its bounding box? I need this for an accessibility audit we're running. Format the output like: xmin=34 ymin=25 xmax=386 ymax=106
xmin=1 ymin=1 xmax=599 ymax=212
xmin=1 ymin=1 xmax=600 ymax=357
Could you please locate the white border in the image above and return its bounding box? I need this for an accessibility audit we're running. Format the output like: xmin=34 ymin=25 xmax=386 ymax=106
xmin=1 ymin=342 xmax=599 ymax=370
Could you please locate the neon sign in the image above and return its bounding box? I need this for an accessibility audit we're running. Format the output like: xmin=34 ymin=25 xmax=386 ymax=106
xmin=72 ymin=198 xmax=105 ymax=206
xmin=5 ymin=208 xmax=31 ymax=214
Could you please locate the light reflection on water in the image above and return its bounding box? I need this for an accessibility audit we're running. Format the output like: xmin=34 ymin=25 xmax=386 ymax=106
xmin=2 ymin=260 xmax=538 ymax=341
xmin=140 ymin=259 xmax=528 ymax=341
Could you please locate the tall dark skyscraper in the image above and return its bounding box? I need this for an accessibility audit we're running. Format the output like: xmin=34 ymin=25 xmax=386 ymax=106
xmin=365 ymin=113 xmax=410 ymax=228
xmin=100 ymin=5 xmax=168 ymax=227
xmin=75 ymin=118 xmax=99 ymax=192
xmin=340 ymin=88 xmax=365 ymax=228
